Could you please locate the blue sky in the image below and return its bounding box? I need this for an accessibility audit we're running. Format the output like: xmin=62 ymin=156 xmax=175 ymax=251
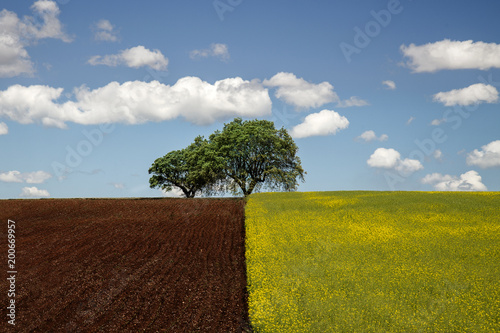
xmin=1 ymin=0 xmax=499 ymax=198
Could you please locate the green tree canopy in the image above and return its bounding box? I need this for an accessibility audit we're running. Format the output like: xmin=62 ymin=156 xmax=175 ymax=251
xmin=209 ymin=118 xmax=305 ymax=196
xmin=149 ymin=118 xmax=305 ymax=198
xmin=148 ymin=136 xmax=221 ymax=198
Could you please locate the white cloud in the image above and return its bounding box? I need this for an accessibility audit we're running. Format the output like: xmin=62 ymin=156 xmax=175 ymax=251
xmin=466 ymin=140 xmax=500 ymax=168
xmin=161 ymin=187 xmax=184 ymax=198
xmin=0 ymin=77 xmax=272 ymax=127
xmin=358 ymin=130 xmax=376 ymax=142
xmin=433 ymin=149 xmax=442 ymax=160
xmin=336 ymin=96 xmax=369 ymax=108
xmin=0 ymin=84 xmax=68 ymax=128
xmin=263 ymin=72 xmax=339 ymax=109
xmin=430 ymin=118 xmax=445 ymax=126
xmin=433 ymin=83 xmax=498 ymax=106
xmin=0 ymin=170 xmax=52 ymax=183
xmin=20 ymin=186 xmax=50 ymax=198
xmin=262 ymin=72 xmax=367 ymax=109
xmin=367 ymin=148 xmax=423 ymax=175
xmin=92 ymin=19 xmax=119 ymax=42
xmin=421 ymin=173 xmax=453 ymax=185
xmin=356 ymin=130 xmax=388 ymax=142
xmin=88 ymin=46 xmax=168 ymax=71
xmin=382 ymin=80 xmax=396 ymax=90
xmin=0 ymin=0 xmax=71 ymax=77
xmin=368 ymin=148 xmax=400 ymax=169
xmin=401 ymin=39 xmax=500 ymax=73
xmin=190 ymin=43 xmax=230 ymax=61
xmin=0 ymin=171 xmax=23 ymax=183
xmin=396 ymin=158 xmax=424 ymax=174
xmin=0 ymin=34 xmax=34 ymax=77
xmin=290 ymin=110 xmax=349 ymax=139
xmin=421 ymin=170 xmax=487 ymax=191
xmin=24 ymin=171 xmax=52 ymax=183
xmin=26 ymin=0 xmax=72 ymax=41
xmin=0 ymin=122 xmax=7 ymax=135
xmin=406 ymin=116 xmax=415 ymax=125
xmin=110 ymin=182 xmax=125 ymax=189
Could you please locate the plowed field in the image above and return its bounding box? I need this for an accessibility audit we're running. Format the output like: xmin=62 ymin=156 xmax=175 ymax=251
xmin=0 ymin=198 xmax=249 ymax=332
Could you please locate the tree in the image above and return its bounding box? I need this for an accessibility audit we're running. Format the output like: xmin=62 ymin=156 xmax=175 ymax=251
xmin=209 ymin=118 xmax=305 ymax=196
xmin=148 ymin=136 xmax=221 ymax=198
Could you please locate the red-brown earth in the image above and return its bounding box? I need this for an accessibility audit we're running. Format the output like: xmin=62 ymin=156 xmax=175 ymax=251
xmin=0 ymin=198 xmax=250 ymax=332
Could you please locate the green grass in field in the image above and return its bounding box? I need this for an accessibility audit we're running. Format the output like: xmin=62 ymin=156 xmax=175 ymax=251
xmin=245 ymin=191 xmax=500 ymax=332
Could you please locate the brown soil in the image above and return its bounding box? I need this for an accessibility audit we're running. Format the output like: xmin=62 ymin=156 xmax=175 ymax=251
xmin=0 ymin=198 xmax=250 ymax=332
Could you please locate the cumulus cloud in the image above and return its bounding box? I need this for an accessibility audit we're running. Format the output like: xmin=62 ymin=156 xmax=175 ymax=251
xmin=24 ymin=171 xmax=52 ymax=183
xmin=421 ymin=170 xmax=487 ymax=191
xmin=20 ymin=186 xmax=50 ymax=198
xmin=263 ymin=72 xmax=339 ymax=109
xmin=0 ymin=122 xmax=7 ymax=135
xmin=88 ymin=45 xmax=168 ymax=71
xmin=433 ymin=83 xmax=498 ymax=106
xmin=337 ymin=96 xmax=369 ymax=108
xmin=190 ymin=43 xmax=230 ymax=61
xmin=262 ymin=72 xmax=368 ymax=109
xmin=466 ymin=140 xmax=500 ymax=168
xmin=20 ymin=0 xmax=72 ymax=41
xmin=367 ymin=148 xmax=423 ymax=175
xmin=433 ymin=149 xmax=443 ymax=161
xmin=406 ymin=116 xmax=415 ymax=125
xmin=0 ymin=77 xmax=272 ymax=127
xmin=0 ymin=0 xmax=72 ymax=77
xmin=160 ymin=187 xmax=184 ymax=198
xmin=430 ymin=118 xmax=445 ymax=126
xmin=92 ymin=19 xmax=119 ymax=42
xmin=368 ymin=148 xmax=400 ymax=169
xmin=382 ymin=80 xmax=396 ymax=90
xmin=0 ymin=170 xmax=52 ymax=183
xmin=356 ymin=130 xmax=388 ymax=142
xmin=401 ymin=39 xmax=500 ymax=73
xmin=0 ymin=171 xmax=23 ymax=183
xmin=109 ymin=182 xmax=125 ymax=189
xmin=421 ymin=173 xmax=453 ymax=185
xmin=0 ymin=84 xmax=68 ymax=128
xmin=290 ymin=110 xmax=349 ymax=139
xmin=0 ymin=34 xmax=33 ymax=77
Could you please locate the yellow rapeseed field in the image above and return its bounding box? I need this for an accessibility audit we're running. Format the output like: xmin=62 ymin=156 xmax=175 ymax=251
xmin=245 ymin=191 xmax=500 ymax=332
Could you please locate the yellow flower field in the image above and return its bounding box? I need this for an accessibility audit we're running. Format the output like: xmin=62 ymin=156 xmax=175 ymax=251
xmin=245 ymin=191 xmax=500 ymax=332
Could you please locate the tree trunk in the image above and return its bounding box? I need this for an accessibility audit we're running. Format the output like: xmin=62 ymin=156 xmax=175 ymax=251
xmin=245 ymin=179 xmax=258 ymax=197
xmin=179 ymin=186 xmax=193 ymax=198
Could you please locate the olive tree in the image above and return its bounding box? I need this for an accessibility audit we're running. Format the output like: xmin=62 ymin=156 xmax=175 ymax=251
xmin=148 ymin=136 xmax=222 ymax=198
xmin=209 ymin=118 xmax=305 ymax=196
